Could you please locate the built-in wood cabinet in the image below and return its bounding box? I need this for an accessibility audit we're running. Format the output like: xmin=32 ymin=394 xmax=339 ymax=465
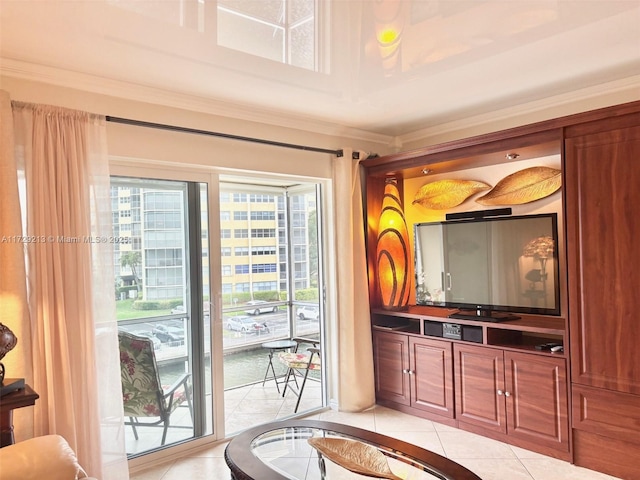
xmin=564 ymin=112 xmax=640 ymax=478
xmin=373 ymin=330 xmax=410 ymax=406
xmin=411 ymin=337 xmax=454 ymax=418
xmin=364 ymin=101 xmax=640 ymax=478
xmin=455 ymin=344 xmax=569 ymax=456
xmin=373 ymin=330 xmax=455 ymax=420
xmin=372 ymin=312 xmax=570 ymax=460
xmin=454 ymin=344 xmax=506 ymax=433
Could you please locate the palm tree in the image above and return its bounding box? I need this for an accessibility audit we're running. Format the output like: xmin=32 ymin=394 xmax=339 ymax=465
xmin=120 ymin=251 xmax=142 ymax=292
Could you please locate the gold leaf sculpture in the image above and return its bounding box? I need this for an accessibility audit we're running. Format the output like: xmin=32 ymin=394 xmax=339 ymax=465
xmin=412 ymin=179 xmax=491 ymax=210
xmin=308 ymin=437 xmax=402 ymax=480
xmin=476 ymin=166 xmax=561 ymax=205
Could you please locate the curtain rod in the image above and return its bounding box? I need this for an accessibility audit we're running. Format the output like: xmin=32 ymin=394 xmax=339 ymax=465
xmin=105 ymin=115 xmax=351 ymax=157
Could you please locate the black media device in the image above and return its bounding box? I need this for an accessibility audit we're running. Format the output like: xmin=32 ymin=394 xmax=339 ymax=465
xmin=442 ymin=323 xmax=462 ymax=340
xmin=414 ymin=212 xmax=561 ymax=322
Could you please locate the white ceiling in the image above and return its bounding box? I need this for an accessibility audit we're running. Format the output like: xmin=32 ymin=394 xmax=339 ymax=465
xmin=1 ymin=1 xmax=639 ymax=139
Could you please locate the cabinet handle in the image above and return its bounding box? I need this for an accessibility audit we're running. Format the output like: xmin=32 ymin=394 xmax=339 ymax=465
xmin=402 ymin=369 xmax=409 ymax=374
xmin=504 ymin=391 xmax=511 ymax=397
xmin=408 ymin=370 xmax=414 ymax=375
xmin=497 ymin=389 xmax=504 ymax=396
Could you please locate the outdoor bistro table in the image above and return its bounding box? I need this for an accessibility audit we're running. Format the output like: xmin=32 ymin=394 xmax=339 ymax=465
xmin=261 ymin=340 xmax=298 ymax=393
xmin=225 ymin=419 xmax=482 ymax=480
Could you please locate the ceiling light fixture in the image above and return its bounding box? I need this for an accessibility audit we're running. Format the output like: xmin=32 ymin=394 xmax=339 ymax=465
xmin=505 ymin=153 xmax=520 ymax=160
xmin=421 ymin=168 xmax=432 ymax=175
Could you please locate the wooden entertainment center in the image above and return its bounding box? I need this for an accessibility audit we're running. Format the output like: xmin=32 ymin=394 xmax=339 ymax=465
xmin=362 ymin=101 xmax=640 ymax=479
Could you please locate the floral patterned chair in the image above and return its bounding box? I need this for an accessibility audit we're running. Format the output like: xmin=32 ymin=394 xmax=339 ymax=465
xmin=278 ymin=337 xmax=321 ymax=413
xmin=118 ymin=331 xmax=193 ymax=446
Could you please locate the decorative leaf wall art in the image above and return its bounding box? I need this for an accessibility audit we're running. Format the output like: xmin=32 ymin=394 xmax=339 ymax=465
xmin=476 ymin=166 xmax=561 ymax=205
xmin=412 ymin=179 xmax=491 ymax=210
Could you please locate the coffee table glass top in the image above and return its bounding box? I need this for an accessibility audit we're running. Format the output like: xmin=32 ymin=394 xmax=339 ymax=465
xmin=247 ymin=424 xmax=473 ymax=480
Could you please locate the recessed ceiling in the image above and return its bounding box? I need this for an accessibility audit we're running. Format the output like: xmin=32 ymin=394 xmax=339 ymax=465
xmin=1 ymin=1 xmax=639 ymax=138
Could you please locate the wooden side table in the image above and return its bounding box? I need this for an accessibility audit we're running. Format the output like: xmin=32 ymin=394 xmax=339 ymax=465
xmin=0 ymin=384 xmax=39 ymax=447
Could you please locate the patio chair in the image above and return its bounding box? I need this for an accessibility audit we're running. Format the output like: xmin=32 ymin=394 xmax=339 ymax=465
xmin=278 ymin=337 xmax=321 ymax=413
xmin=118 ymin=331 xmax=193 ymax=445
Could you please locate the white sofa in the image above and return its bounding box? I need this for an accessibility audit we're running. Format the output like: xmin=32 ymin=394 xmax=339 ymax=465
xmin=0 ymin=434 xmax=98 ymax=480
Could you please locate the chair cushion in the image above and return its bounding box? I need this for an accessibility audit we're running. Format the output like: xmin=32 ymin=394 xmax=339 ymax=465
xmin=119 ymin=335 xmax=164 ymax=417
xmin=278 ymin=352 xmax=321 ymax=370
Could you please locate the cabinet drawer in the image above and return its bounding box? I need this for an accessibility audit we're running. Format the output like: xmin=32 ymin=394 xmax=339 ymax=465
xmin=572 ymin=384 xmax=640 ymax=444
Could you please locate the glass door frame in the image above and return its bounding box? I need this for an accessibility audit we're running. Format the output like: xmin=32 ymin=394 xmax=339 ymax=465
xmin=111 ymin=162 xmax=222 ymax=469
xmin=112 ymin=161 xmax=335 ymax=469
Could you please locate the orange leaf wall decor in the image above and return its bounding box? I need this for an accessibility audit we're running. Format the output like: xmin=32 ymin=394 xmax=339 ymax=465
xmin=412 ymin=179 xmax=491 ymax=210
xmin=476 ymin=166 xmax=561 ymax=205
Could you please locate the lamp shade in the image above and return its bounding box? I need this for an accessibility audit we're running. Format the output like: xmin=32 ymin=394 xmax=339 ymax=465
xmin=376 ymin=178 xmax=410 ymax=309
xmin=523 ymin=236 xmax=554 ymax=259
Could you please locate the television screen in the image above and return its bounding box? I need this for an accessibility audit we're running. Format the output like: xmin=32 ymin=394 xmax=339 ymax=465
xmin=414 ymin=213 xmax=560 ymax=320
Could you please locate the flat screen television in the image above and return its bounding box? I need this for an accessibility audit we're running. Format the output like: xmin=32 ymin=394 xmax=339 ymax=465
xmin=414 ymin=213 xmax=560 ymax=321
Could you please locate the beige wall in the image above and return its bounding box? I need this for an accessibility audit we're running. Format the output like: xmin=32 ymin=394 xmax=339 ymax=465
xmin=399 ymin=85 xmax=640 ymax=151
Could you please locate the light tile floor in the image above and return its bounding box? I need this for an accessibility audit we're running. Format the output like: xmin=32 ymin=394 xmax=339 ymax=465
xmin=125 ymin=378 xmax=324 ymax=456
xmin=129 ymin=402 xmax=623 ymax=480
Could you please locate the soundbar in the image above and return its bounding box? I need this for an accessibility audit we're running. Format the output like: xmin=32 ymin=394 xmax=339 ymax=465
xmin=446 ymin=208 xmax=512 ymax=220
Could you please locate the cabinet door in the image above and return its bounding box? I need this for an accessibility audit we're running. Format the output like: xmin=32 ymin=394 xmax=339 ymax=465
xmin=373 ymin=331 xmax=410 ymax=405
xmin=454 ymin=344 xmax=506 ymax=433
xmin=504 ymin=351 xmax=569 ymax=451
xmin=565 ymin=121 xmax=640 ymax=394
xmin=410 ymin=337 xmax=454 ymax=418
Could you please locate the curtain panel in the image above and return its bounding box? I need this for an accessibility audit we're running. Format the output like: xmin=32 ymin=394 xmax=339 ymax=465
xmin=333 ymin=149 xmax=375 ymax=411
xmin=0 ymin=92 xmax=33 ymax=440
xmin=11 ymin=102 xmax=129 ymax=480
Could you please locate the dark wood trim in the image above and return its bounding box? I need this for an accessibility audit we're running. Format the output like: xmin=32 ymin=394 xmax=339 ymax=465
xmin=362 ymin=100 xmax=640 ymax=175
xmin=364 ymin=129 xmax=561 ymax=178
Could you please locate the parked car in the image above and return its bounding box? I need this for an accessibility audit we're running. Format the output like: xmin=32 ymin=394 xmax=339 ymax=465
xmin=245 ymin=300 xmax=278 ymax=315
xmin=226 ymin=315 xmax=269 ymax=334
xmin=138 ymin=331 xmax=162 ymax=350
xmin=171 ymin=305 xmax=186 ymax=315
xmin=119 ymin=328 xmax=162 ymax=350
xmin=297 ymin=305 xmax=319 ymax=320
xmin=152 ymin=324 xmax=185 ymax=344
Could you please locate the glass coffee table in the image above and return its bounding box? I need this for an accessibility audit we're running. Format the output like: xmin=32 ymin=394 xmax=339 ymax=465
xmin=225 ymin=420 xmax=482 ymax=480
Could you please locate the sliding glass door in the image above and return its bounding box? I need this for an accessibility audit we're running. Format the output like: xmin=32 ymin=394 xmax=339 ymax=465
xmin=111 ymin=177 xmax=212 ymax=457
xmin=218 ymin=178 xmax=326 ymax=435
xmin=111 ymin=172 xmax=327 ymax=456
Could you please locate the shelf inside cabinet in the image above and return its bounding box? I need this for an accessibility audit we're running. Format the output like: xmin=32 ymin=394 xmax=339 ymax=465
xmin=371 ymin=306 xmax=566 ymax=353
xmin=371 ymin=312 xmax=420 ymax=334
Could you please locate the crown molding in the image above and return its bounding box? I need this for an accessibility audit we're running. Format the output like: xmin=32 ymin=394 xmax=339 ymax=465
xmin=398 ymin=75 xmax=640 ymax=146
xmin=0 ymin=58 xmax=393 ymax=147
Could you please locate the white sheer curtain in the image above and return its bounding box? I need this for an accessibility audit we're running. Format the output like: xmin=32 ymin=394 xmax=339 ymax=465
xmin=333 ymin=148 xmax=376 ymax=411
xmin=11 ymin=101 xmax=129 ymax=479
